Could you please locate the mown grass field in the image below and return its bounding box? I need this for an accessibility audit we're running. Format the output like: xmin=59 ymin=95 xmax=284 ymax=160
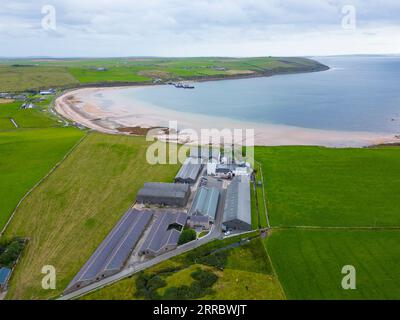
xmin=0 ymin=65 xmax=78 ymax=92
xmin=68 ymin=67 xmax=152 ymax=83
xmin=0 ymin=57 xmax=327 ymax=92
xmin=255 ymin=146 xmax=400 ymax=227
xmin=83 ymin=237 xmax=285 ymax=300
xmin=0 ymin=101 xmax=57 ymax=130
xmin=3 ymin=133 xmax=180 ymax=299
xmin=0 ymin=98 xmax=84 ymax=232
xmin=0 ymin=128 xmax=84 ymax=231
xmin=265 ymin=229 xmax=400 ymax=300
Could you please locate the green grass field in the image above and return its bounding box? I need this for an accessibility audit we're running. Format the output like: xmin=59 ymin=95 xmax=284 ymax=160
xmin=0 ymin=101 xmax=58 ymax=130
xmin=0 ymin=57 xmax=327 ymax=92
xmin=265 ymin=229 xmax=400 ymax=299
xmin=0 ymin=128 xmax=84 ymax=231
xmin=3 ymin=133 xmax=180 ymax=300
xmin=255 ymin=146 xmax=400 ymax=227
xmin=0 ymin=65 xmax=78 ymax=92
xmin=68 ymin=67 xmax=152 ymax=83
xmin=251 ymin=167 xmax=268 ymax=229
xmin=83 ymin=237 xmax=285 ymax=300
xmin=0 ymin=98 xmax=84 ymax=232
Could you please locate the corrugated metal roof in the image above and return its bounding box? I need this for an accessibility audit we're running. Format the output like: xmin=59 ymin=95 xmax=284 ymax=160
xmin=138 ymin=183 xmax=190 ymax=199
xmin=65 ymin=209 xmax=152 ymax=292
xmin=144 ymin=182 xmax=190 ymax=192
xmin=140 ymin=211 xmax=187 ymax=255
xmin=223 ymin=176 xmax=251 ymax=225
xmin=189 ymin=187 xmax=220 ymax=220
xmin=175 ymin=157 xmax=203 ymax=183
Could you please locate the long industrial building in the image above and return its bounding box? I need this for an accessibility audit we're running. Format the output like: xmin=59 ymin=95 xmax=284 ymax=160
xmin=136 ymin=182 xmax=191 ymax=207
xmin=65 ymin=209 xmax=152 ymax=294
xmin=140 ymin=211 xmax=188 ymax=257
xmin=175 ymin=157 xmax=203 ymax=184
xmin=222 ymin=176 xmax=252 ymax=231
xmin=189 ymin=186 xmax=220 ymax=222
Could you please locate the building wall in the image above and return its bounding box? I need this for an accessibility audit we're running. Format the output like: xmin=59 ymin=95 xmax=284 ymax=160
xmin=223 ymin=219 xmax=252 ymax=232
xmin=136 ymin=194 xmax=189 ymax=207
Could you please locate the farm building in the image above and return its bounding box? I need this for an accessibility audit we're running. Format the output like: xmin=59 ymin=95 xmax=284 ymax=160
xmin=175 ymin=157 xmax=203 ymax=184
xmin=64 ymin=209 xmax=153 ymax=294
xmin=140 ymin=211 xmax=188 ymax=257
xmin=222 ymin=175 xmax=252 ymax=231
xmin=136 ymin=182 xmax=191 ymax=207
xmin=189 ymin=186 xmax=220 ymax=222
xmin=187 ymin=215 xmax=210 ymax=230
xmin=0 ymin=267 xmax=11 ymax=292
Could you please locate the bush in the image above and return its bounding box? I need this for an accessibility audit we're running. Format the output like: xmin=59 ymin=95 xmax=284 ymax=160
xmin=135 ymin=272 xmax=166 ymax=300
xmin=162 ymin=269 xmax=218 ymax=300
xmin=178 ymin=229 xmax=196 ymax=245
xmin=0 ymin=237 xmax=25 ymax=268
xmin=191 ymin=269 xmax=218 ymax=288
xmin=197 ymin=251 xmax=229 ymax=269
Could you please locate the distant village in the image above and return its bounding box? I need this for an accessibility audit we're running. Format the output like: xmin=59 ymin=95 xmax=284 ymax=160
xmin=0 ymin=88 xmax=56 ymax=110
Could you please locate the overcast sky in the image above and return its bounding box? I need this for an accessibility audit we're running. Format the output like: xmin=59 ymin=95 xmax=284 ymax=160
xmin=0 ymin=0 xmax=399 ymax=57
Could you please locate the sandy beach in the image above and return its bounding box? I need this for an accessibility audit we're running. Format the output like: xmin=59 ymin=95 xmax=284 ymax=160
xmin=55 ymin=86 xmax=399 ymax=147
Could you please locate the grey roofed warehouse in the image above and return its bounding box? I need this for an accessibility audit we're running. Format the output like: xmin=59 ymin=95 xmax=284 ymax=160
xmin=140 ymin=211 xmax=188 ymax=257
xmin=64 ymin=209 xmax=153 ymax=294
xmin=136 ymin=182 xmax=191 ymax=207
xmin=222 ymin=175 xmax=252 ymax=231
xmin=175 ymin=157 xmax=203 ymax=184
xmin=189 ymin=186 xmax=220 ymax=222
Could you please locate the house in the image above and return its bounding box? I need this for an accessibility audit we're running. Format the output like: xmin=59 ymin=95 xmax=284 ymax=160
xmin=187 ymin=215 xmax=210 ymax=230
xmin=21 ymin=102 xmax=35 ymax=109
xmin=39 ymin=90 xmax=53 ymax=95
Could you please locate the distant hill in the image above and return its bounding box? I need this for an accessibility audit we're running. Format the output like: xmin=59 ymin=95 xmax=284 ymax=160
xmin=0 ymin=56 xmax=329 ymax=92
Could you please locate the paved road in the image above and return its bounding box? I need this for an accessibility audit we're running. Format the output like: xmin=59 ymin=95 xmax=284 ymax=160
xmin=59 ymin=223 xmax=223 ymax=300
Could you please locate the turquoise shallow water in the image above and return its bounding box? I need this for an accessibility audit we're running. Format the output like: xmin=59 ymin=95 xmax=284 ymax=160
xmin=127 ymin=56 xmax=400 ymax=134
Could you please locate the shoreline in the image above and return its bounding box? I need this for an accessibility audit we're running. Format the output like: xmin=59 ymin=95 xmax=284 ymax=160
xmin=54 ymin=85 xmax=399 ymax=148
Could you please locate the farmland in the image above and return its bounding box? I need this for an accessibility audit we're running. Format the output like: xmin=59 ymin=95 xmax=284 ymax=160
xmin=0 ymin=57 xmax=328 ymax=92
xmin=0 ymin=128 xmax=84 ymax=231
xmin=265 ymin=229 xmax=400 ymax=299
xmin=0 ymin=65 xmax=78 ymax=92
xmin=257 ymin=145 xmax=400 ymax=300
xmin=255 ymin=146 xmax=400 ymax=227
xmin=3 ymin=133 xmax=180 ymax=300
xmin=0 ymin=97 xmax=84 ymax=232
xmin=0 ymin=101 xmax=57 ymax=130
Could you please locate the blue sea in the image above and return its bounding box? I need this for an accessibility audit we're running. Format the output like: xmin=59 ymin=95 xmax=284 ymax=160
xmin=131 ymin=56 xmax=400 ymax=134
